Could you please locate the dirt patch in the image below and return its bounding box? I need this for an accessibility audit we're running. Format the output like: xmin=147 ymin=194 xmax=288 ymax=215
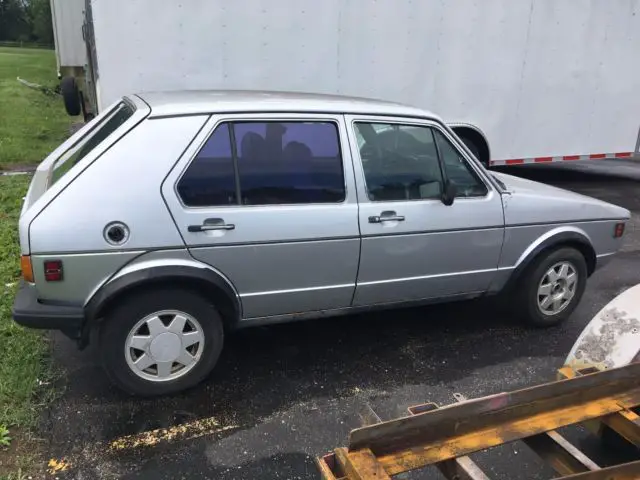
xmin=0 ymin=163 xmax=37 ymax=173
xmin=0 ymin=429 xmax=44 ymax=478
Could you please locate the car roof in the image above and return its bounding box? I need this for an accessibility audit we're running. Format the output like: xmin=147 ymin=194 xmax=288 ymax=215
xmin=134 ymin=90 xmax=440 ymax=120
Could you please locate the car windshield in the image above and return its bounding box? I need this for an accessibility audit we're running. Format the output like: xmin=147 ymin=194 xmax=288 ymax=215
xmin=49 ymin=102 xmax=135 ymax=187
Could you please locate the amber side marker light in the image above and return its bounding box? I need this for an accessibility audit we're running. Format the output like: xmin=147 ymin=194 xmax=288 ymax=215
xmin=614 ymin=222 xmax=626 ymax=238
xmin=20 ymin=255 xmax=34 ymax=283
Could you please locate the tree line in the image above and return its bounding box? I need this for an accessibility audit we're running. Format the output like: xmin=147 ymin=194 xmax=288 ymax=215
xmin=0 ymin=0 xmax=54 ymax=45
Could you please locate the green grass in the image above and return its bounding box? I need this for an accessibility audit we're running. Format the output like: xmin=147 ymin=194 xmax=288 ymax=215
xmin=0 ymin=175 xmax=52 ymax=477
xmin=0 ymin=175 xmax=52 ymax=428
xmin=0 ymin=47 xmax=75 ymax=168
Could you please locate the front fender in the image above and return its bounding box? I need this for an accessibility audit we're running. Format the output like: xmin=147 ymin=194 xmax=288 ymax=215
xmin=498 ymin=227 xmax=596 ymax=294
xmin=565 ymin=283 xmax=640 ymax=370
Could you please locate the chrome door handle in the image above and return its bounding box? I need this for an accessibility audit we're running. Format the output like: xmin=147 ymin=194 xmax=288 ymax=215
xmin=368 ymin=212 xmax=405 ymax=223
xmin=188 ymin=219 xmax=235 ymax=232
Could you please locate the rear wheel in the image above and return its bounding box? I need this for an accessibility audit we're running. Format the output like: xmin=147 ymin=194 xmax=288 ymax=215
xmin=99 ymin=288 xmax=224 ymax=396
xmin=514 ymin=247 xmax=587 ymax=327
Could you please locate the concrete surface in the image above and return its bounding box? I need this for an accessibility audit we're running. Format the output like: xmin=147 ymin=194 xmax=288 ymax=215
xmin=41 ymin=159 xmax=640 ymax=479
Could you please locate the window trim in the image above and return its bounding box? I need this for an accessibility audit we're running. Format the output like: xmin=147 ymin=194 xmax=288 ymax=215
xmin=174 ymin=116 xmax=349 ymax=209
xmin=348 ymin=116 xmax=492 ymax=204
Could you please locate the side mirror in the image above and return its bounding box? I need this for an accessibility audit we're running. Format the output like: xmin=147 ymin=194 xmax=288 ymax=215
xmin=441 ymin=181 xmax=456 ymax=206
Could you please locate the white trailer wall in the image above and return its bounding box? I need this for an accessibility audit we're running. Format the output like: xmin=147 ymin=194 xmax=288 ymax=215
xmin=50 ymin=0 xmax=86 ymax=70
xmin=90 ymin=0 xmax=640 ymax=160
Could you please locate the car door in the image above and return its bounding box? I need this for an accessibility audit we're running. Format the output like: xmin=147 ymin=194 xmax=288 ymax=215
xmin=162 ymin=113 xmax=360 ymax=319
xmin=344 ymin=115 xmax=505 ymax=306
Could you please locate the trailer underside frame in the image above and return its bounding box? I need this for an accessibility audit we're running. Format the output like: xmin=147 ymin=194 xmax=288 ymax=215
xmin=317 ymin=363 xmax=640 ymax=479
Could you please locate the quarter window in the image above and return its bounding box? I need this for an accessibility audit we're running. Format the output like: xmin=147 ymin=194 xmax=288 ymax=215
xmin=433 ymin=130 xmax=488 ymax=197
xmin=177 ymin=123 xmax=237 ymax=207
xmin=177 ymin=121 xmax=345 ymax=206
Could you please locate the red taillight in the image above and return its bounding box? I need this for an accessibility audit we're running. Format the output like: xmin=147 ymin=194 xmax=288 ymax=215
xmin=614 ymin=222 xmax=626 ymax=238
xmin=44 ymin=260 xmax=63 ymax=282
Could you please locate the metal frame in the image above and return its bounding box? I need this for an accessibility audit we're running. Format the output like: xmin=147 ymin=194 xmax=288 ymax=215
xmin=317 ymin=363 xmax=640 ymax=479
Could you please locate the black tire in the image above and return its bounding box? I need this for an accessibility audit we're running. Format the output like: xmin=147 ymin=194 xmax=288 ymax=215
xmin=514 ymin=247 xmax=587 ymax=327
xmin=60 ymin=76 xmax=81 ymax=116
xmin=99 ymin=288 xmax=224 ymax=396
xmin=460 ymin=136 xmax=484 ymax=166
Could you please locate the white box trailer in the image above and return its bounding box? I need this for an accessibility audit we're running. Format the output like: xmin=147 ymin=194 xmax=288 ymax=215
xmin=50 ymin=0 xmax=86 ymax=77
xmin=59 ymin=0 xmax=640 ymax=167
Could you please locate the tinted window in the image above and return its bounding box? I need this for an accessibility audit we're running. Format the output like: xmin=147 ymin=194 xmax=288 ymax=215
xmin=355 ymin=122 xmax=444 ymax=201
xmin=177 ymin=123 xmax=237 ymax=207
xmin=433 ymin=130 xmax=488 ymax=197
xmin=234 ymin=122 xmax=344 ymax=205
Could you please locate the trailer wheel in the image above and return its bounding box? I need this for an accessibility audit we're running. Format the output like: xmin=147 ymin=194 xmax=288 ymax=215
xmin=452 ymin=127 xmax=490 ymax=168
xmin=60 ymin=76 xmax=82 ymax=116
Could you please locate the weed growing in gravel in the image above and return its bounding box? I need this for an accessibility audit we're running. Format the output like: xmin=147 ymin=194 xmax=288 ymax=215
xmin=0 ymin=425 xmax=10 ymax=447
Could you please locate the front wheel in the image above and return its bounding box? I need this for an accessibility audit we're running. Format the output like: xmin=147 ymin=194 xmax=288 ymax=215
xmin=99 ymin=288 xmax=224 ymax=396
xmin=514 ymin=247 xmax=588 ymax=327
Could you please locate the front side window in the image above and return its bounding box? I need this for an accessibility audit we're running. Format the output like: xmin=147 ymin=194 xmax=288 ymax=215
xmin=177 ymin=120 xmax=345 ymax=207
xmin=355 ymin=122 xmax=444 ymax=201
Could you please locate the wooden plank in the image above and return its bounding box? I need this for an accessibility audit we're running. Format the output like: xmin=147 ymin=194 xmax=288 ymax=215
xmin=407 ymin=402 xmax=491 ymax=480
xmin=349 ymin=363 xmax=640 ymax=455
xmin=523 ymin=431 xmax=600 ymax=475
xmin=376 ymin=393 xmax=640 ymax=475
xmin=334 ymin=448 xmax=391 ymax=480
xmin=316 ymin=453 xmax=344 ymax=480
xmin=437 ymin=457 xmax=491 ymax=480
xmin=600 ymin=409 xmax=640 ymax=448
xmin=558 ymin=459 xmax=640 ymax=479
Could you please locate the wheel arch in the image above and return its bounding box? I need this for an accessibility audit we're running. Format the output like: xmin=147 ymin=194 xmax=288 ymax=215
xmin=449 ymin=123 xmax=491 ymax=167
xmin=504 ymin=229 xmax=597 ymax=293
xmin=84 ymin=260 xmax=242 ymax=336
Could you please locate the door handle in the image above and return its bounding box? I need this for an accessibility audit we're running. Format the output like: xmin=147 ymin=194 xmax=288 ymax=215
xmin=368 ymin=212 xmax=405 ymax=223
xmin=188 ymin=218 xmax=235 ymax=232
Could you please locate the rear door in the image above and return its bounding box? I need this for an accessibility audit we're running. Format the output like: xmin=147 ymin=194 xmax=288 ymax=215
xmin=345 ymin=115 xmax=505 ymax=306
xmin=162 ymin=113 xmax=360 ymax=320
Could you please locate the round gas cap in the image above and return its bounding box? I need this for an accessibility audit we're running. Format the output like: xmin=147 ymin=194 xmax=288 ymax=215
xmin=104 ymin=222 xmax=130 ymax=246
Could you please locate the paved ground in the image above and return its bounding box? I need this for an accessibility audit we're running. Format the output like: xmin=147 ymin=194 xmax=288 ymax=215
xmin=42 ymin=159 xmax=640 ymax=479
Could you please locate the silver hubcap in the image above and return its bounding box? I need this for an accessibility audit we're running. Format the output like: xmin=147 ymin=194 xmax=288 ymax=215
xmin=125 ymin=310 xmax=205 ymax=382
xmin=537 ymin=261 xmax=578 ymax=316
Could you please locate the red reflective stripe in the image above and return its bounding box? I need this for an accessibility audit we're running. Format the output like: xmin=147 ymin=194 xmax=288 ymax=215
xmin=505 ymin=159 xmax=524 ymax=165
xmin=615 ymin=152 xmax=632 ymax=158
xmin=562 ymin=155 xmax=581 ymax=161
xmin=534 ymin=156 xmax=553 ymax=163
xmin=589 ymin=153 xmax=606 ymax=159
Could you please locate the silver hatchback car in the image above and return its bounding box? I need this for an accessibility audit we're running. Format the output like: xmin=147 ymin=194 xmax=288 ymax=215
xmin=13 ymin=91 xmax=629 ymax=395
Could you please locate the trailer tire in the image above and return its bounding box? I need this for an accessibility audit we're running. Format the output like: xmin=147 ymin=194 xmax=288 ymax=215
xmin=61 ymin=76 xmax=82 ymax=116
xmin=461 ymin=136 xmax=481 ymax=162
xmin=514 ymin=247 xmax=587 ymax=328
xmin=452 ymin=127 xmax=490 ymax=168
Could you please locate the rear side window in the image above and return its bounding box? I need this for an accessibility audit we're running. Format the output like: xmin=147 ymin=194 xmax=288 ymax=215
xmin=177 ymin=120 xmax=345 ymax=206
xmin=49 ymin=102 xmax=134 ymax=186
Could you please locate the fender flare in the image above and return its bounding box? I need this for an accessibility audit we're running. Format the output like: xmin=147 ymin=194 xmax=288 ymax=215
xmin=565 ymin=283 xmax=640 ymax=370
xmin=503 ymin=228 xmax=596 ymax=292
xmin=84 ymin=260 xmax=241 ymax=330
